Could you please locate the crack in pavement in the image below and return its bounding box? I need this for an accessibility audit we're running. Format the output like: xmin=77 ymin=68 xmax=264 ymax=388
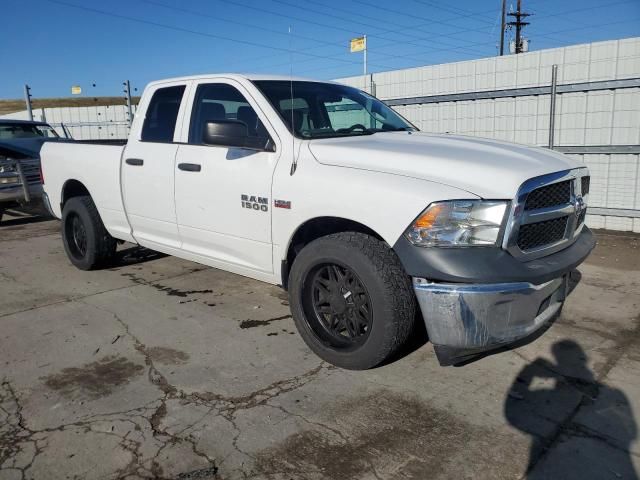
xmin=0 ymin=265 xmax=210 ymax=319
xmin=0 ymin=379 xmax=167 ymax=479
xmin=1 ymin=300 xmax=330 ymax=479
xmin=0 ymin=380 xmax=40 ymax=480
xmin=76 ymin=301 xmax=329 ymax=478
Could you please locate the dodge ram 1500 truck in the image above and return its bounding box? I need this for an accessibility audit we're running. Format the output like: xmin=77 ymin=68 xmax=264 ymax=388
xmin=41 ymin=74 xmax=595 ymax=369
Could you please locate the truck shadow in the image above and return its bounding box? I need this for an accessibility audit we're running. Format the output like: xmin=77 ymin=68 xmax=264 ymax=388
xmin=505 ymin=339 xmax=638 ymax=479
xmin=0 ymin=205 xmax=53 ymax=227
xmin=381 ymin=309 xmax=430 ymax=366
xmin=112 ymin=245 xmax=168 ymax=267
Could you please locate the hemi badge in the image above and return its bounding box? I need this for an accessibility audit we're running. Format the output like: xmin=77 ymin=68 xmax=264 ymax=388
xmin=274 ymin=199 xmax=292 ymax=209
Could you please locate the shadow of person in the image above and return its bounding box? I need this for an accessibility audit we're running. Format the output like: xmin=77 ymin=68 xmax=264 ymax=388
xmin=505 ymin=340 xmax=638 ymax=479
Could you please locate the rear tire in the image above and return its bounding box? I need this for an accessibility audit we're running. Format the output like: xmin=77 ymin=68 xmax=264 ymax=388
xmin=288 ymin=232 xmax=416 ymax=370
xmin=62 ymin=196 xmax=116 ymax=270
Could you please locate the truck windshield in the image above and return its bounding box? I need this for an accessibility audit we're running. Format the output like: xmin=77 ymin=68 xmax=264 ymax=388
xmin=253 ymin=80 xmax=416 ymax=139
xmin=0 ymin=123 xmax=59 ymax=139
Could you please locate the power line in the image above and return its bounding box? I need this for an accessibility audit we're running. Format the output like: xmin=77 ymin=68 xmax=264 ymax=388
xmin=309 ymin=0 xmax=497 ymax=52
xmin=353 ymin=0 xmax=495 ymax=30
xmin=533 ymin=0 xmax=636 ymax=21
xmin=260 ymin=0 xmax=490 ymax=56
xmin=291 ymin=16 xmax=640 ymax=78
xmin=217 ymin=0 xmax=492 ymax=57
xmin=218 ymin=0 xmax=365 ymax=36
xmin=211 ymin=0 xmax=501 ymax=65
xmin=406 ymin=0 xmax=498 ymax=22
xmin=533 ymin=18 xmax=640 ymax=44
xmin=300 ymin=0 xmax=495 ymax=37
xmin=223 ymin=0 xmax=528 ymax=60
xmin=40 ymin=0 xmax=397 ymax=70
xmin=39 ymin=0 xmax=639 ymax=86
xmin=142 ymin=0 xmax=468 ymax=72
xmin=142 ymin=0 xmax=345 ymax=51
xmin=138 ymin=0 xmax=348 ymax=69
xmin=139 ymin=0 xmax=493 ymax=76
xmin=52 ymin=0 xmax=493 ymax=78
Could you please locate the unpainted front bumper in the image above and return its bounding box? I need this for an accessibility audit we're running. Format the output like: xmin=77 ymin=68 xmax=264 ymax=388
xmin=414 ymin=275 xmax=568 ymax=366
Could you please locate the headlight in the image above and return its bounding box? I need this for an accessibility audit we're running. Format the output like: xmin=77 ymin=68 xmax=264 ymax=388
xmin=0 ymin=162 xmax=19 ymax=184
xmin=405 ymin=200 xmax=509 ymax=247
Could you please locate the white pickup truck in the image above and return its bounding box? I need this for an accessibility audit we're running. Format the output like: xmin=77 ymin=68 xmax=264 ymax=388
xmin=41 ymin=74 xmax=595 ymax=369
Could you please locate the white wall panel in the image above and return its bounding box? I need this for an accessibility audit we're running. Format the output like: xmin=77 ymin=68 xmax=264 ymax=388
xmin=617 ymin=38 xmax=640 ymax=78
xmin=1 ymin=104 xmax=135 ymax=140
xmin=336 ymin=38 xmax=640 ymax=232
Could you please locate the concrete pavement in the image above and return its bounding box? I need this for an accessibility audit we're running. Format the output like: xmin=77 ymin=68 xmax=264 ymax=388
xmin=1 ymin=214 xmax=639 ymax=479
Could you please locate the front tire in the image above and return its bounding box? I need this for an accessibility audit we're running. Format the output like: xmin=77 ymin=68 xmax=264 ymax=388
xmin=62 ymin=196 xmax=116 ymax=270
xmin=288 ymin=232 xmax=416 ymax=370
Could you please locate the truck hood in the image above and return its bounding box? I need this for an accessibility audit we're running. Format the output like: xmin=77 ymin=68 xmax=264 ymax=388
xmin=308 ymin=132 xmax=582 ymax=198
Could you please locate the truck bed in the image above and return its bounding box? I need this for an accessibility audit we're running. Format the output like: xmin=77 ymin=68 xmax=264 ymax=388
xmin=41 ymin=141 xmax=134 ymax=242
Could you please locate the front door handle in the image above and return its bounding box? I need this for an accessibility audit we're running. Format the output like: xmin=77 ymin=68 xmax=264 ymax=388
xmin=178 ymin=163 xmax=202 ymax=172
xmin=126 ymin=158 xmax=144 ymax=166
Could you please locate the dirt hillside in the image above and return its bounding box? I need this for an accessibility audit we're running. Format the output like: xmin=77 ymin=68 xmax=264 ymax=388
xmin=0 ymin=97 xmax=141 ymax=116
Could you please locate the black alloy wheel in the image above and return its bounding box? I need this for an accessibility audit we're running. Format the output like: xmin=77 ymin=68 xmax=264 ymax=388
xmin=288 ymin=232 xmax=416 ymax=370
xmin=61 ymin=195 xmax=117 ymax=270
xmin=305 ymin=263 xmax=373 ymax=350
xmin=68 ymin=213 xmax=88 ymax=259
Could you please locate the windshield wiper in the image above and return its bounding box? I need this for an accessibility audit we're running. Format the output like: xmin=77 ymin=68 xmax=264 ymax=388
xmin=308 ymin=130 xmax=374 ymax=139
xmin=384 ymin=127 xmax=414 ymax=132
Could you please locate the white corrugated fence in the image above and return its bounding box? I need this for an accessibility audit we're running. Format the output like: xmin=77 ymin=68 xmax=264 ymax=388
xmin=336 ymin=37 xmax=640 ymax=232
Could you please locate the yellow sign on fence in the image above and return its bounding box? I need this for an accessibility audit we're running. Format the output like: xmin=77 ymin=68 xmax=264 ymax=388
xmin=71 ymin=85 xmax=82 ymax=95
xmin=350 ymin=36 xmax=366 ymax=53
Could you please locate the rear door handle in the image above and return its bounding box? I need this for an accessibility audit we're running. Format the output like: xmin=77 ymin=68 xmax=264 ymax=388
xmin=178 ymin=163 xmax=202 ymax=172
xmin=126 ymin=158 xmax=144 ymax=166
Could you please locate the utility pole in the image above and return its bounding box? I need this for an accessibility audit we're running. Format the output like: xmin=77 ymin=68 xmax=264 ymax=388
xmin=23 ymin=84 xmax=33 ymax=121
xmin=499 ymin=0 xmax=506 ymax=56
xmin=507 ymin=0 xmax=531 ymax=54
xmin=123 ymin=80 xmax=133 ymax=127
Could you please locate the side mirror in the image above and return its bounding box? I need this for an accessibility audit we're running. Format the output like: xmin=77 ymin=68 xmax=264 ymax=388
xmin=202 ymin=120 xmax=274 ymax=152
xmin=203 ymin=120 xmax=248 ymax=148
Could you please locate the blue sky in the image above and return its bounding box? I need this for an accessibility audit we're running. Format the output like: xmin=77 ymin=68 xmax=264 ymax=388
xmin=2 ymin=0 xmax=639 ymax=98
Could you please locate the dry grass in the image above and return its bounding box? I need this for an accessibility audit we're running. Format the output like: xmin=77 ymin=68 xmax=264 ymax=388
xmin=0 ymin=97 xmax=141 ymax=116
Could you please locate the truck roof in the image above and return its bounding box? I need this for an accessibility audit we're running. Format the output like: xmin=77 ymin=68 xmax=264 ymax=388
xmin=147 ymin=73 xmax=340 ymax=87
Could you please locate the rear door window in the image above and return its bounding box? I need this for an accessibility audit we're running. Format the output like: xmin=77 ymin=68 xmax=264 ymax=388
xmin=141 ymin=85 xmax=186 ymax=143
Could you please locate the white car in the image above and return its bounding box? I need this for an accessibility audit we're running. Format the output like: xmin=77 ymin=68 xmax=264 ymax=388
xmin=41 ymin=74 xmax=594 ymax=369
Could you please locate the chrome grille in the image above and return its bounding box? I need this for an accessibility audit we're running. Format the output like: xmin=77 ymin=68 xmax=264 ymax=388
xmin=504 ymin=168 xmax=590 ymax=261
xmin=524 ymin=180 xmax=571 ymax=210
xmin=577 ymin=209 xmax=586 ymax=226
xmin=517 ymin=217 xmax=568 ymax=251
xmin=21 ymin=163 xmax=41 ymax=184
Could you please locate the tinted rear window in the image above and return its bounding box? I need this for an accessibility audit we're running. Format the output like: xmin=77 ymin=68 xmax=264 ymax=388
xmin=141 ymin=85 xmax=186 ymax=143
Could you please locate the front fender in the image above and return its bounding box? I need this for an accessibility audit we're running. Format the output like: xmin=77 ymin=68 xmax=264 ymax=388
xmin=272 ymin=143 xmax=478 ymax=266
